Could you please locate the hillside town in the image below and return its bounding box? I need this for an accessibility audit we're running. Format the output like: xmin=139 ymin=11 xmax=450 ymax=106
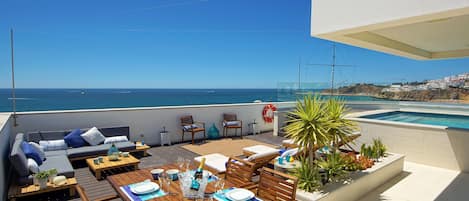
xmin=382 ymin=72 xmax=469 ymax=92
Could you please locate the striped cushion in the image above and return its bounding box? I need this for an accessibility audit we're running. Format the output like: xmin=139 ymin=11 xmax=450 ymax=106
xmin=104 ymin=136 xmax=129 ymax=144
xmin=39 ymin=140 xmax=68 ymax=151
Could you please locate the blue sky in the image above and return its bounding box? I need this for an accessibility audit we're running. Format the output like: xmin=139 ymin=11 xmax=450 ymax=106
xmin=0 ymin=0 xmax=468 ymax=88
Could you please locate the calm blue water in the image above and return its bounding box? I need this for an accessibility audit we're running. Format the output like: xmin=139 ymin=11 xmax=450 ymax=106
xmin=362 ymin=111 xmax=469 ymax=129
xmin=0 ymin=89 xmax=380 ymax=112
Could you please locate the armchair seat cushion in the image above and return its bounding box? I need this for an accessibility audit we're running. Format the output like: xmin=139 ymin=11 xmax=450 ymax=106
xmin=223 ymin=121 xmax=241 ymax=127
xmin=194 ymin=153 xmax=229 ymax=173
xmin=39 ymin=155 xmax=74 ymax=178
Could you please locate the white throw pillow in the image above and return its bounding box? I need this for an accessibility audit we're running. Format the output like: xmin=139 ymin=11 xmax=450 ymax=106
xmin=104 ymin=136 xmax=129 ymax=144
xmin=27 ymin=158 xmax=39 ymax=174
xmin=39 ymin=140 xmax=68 ymax=151
xmin=29 ymin=142 xmax=46 ymax=161
xmin=80 ymin=127 xmax=106 ymax=146
xmin=280 ymin=148 xmax=299 ymax=158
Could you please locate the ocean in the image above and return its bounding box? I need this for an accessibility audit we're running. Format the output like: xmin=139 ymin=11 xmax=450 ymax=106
xmin=0 ymin=89 xmax=380 ymax=112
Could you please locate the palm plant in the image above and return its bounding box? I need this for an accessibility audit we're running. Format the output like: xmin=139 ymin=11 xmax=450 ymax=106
xmin=324 ymin=98 xmax=358 ymax=152
xmin=294 ymin=157 xmax=323 ymax=192
xmin=284 ymin=94 xmax=333 ymax=162
xmin=317 ymin=152 xmax=349 ymax=182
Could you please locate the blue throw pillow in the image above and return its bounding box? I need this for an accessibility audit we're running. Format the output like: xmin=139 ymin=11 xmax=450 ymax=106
xmin=21 ymin=141 xmax=43 ymax=166
xmin=64 ymin=129 xmax=87 ymax=148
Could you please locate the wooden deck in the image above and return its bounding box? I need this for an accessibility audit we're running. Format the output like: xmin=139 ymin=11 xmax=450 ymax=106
xmin=12 ymin=132 xmax=284 ymax=201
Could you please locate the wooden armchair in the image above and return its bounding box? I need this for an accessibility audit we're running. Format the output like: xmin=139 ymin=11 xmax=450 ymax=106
xmin=246 ymin=167 xmax=299 ymax=201
xmin=180 ymin=115 xmax=206 ymax=144
xmin=225 ymin=156 xmax=257 ymax=187
xmin=222 ymin=113 xmax=242 ymax=138
xmin=76 ymin=185 xmax=119 ymax=201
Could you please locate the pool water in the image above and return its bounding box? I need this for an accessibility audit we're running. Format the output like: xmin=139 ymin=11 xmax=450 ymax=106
xmin=361 ymin=111 xmax=469 ymax=130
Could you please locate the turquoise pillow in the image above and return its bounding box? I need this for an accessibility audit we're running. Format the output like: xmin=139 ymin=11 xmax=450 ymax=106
xmin=21 ymin=141 xmax=43 ymax=165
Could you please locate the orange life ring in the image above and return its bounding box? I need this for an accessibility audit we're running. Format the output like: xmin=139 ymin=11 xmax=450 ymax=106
xmin=262 ymin=104 xmax=277 ymax=123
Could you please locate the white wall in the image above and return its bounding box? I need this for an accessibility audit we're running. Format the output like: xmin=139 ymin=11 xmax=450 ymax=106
xmin=13 ymin=103 xmax=294 ymax=146
xmin=352 ymin=119 xmax=469 ymax=172
xmin=0 ymin=114 xmax=12 ymax=201
xmin=311 ymin=0 xmax=469 ymax=35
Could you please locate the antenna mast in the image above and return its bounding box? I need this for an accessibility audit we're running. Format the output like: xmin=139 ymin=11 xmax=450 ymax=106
xmin=10 ymin=28 xmax=18 ymax=126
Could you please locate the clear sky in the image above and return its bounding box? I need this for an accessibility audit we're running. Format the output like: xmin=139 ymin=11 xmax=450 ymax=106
xmin=0 ymin=0 xmax=468 ymax=89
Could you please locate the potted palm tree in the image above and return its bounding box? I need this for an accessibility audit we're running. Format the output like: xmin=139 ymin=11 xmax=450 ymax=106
xmin=324 ymin=98 xmax=358 ymax=152
xmin=284 ymin=94 xmax=333 ymax=162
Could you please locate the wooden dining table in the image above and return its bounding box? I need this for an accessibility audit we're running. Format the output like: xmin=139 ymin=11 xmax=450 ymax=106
xmin=107 ymin=163 xmax=237 ymax=201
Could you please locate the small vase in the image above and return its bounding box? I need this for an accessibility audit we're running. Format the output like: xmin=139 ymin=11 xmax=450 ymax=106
xmin=38 ymin=178 xmax=48 ymax=189
xmin=48 ymin=174 xmax=57 ymax=183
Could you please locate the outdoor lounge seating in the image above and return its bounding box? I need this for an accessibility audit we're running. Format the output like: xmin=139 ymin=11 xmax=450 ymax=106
xmin=282 ymin=131 xmax=362 ymax=150
xmin=180 ymin=115 xmax=206 ymax=144
xmin=194 ymin=153 xmax=230 ymax=174
xmin=222 ymin=113 xmax=243 ymax=138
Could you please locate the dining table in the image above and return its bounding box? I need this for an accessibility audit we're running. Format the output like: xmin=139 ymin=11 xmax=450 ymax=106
xmin=107 ymin=163 xmax=242 ymax=201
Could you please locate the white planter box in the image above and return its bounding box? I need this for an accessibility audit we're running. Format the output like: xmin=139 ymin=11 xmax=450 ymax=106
xmin=296 ymin=153 xmax=405 ymax=201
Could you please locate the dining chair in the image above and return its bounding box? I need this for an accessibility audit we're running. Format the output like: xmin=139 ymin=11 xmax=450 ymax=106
xmin=249 ymin=167 xmax=299 ymax=201
xmin=180 ymin=115 xmax=206 ymax=144
xmin=222 ymin=113 xmax=243 ymax=138
xmin=225 ymin=156 xmax=257 ymax=187
xmin=76 ymin=184 xmax=119 ymax=201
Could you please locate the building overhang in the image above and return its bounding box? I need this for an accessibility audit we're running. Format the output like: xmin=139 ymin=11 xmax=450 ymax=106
xmin=311 ymin=0 xmax=469 ymax=60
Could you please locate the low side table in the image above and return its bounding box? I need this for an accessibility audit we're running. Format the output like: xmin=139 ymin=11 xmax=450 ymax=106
xmin=160 ymin=131 xmax=171 ymax=146
xmin=8 ymin=178 xmax=77 ymax=201
xmin=131 ymin=141 xmax=150 ymax=156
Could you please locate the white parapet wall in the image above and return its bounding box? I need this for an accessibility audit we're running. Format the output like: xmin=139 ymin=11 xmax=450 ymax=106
xmin=11 ymin=102 xmax=294 ymax=146
xmin=296 ymin=153 xmax=405 ymax=201
xmin=349 ymin=109 xmax=469 ymax=172
xmin=0 ymin=113 xmax=13 ymax=201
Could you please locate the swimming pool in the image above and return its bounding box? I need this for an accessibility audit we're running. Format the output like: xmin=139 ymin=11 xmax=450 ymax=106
xmin=361 ymin=111 xmax=469 ymax=130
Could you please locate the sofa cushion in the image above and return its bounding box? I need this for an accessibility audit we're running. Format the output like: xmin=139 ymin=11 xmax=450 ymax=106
xmin=39 ymin=155 xmax=74 ymax=178
xmin=10 ymin=133 xmax=29 ymax=177
xmin=45 ymin=150 xmax=68 ymax=157
xmin=81 ymin=127 xmax=106 ymax=146
xmin=21 ymin=141 xmax=43 ymax=165
xmin=194 ymin=153 xmax=229 ymax=173
xmin=39 ymin=139 xmax=68 ymax=151
xmin=28 ymin=142 xmax=46 ymax=161
xmin=27 ymin=158 xmax=39 ymax=174
xmin=66 ymin=142 xmax=136 ymax=159
xmin=64 ymin=129 xmax=87 ymax=148
xmin=104 ymin=136 xmax=128 ymax=144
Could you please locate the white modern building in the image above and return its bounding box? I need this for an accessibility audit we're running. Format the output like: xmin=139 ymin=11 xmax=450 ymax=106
xmin=311 ymin=0 xmax=469 ymax=60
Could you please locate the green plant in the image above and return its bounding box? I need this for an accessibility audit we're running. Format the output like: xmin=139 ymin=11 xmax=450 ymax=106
xmin=294 ymin=157 xmax=323 ymax=192
xmin=324 ymin=98 xmax=358 ymax=152
xmin=284 ymin=94 xmax=333 ymax=162
xmin=317 ymin=152 xmax=349 ymax=182
xmin=48 ymin=168 xmax=58 ymax=176
xmin=35 ymin=171 xmax=50 ymax=180
xmin=360 ymin=138 xmax=387 ymax=161
xmin=372 ymin=138 xmax=387 ymax=158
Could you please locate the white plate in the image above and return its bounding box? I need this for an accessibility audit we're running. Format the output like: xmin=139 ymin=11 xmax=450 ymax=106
xmin=130 ymin=181 xmax=159 ymax=195
xmin=225 ymin=188 xmax=255 ymax=201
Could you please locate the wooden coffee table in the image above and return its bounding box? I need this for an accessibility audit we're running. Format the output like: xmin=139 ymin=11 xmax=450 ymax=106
xmin=8 ymin=178 xmax=77 ymax=201
xmin=86 ymin=155 xmax=140 ymax=180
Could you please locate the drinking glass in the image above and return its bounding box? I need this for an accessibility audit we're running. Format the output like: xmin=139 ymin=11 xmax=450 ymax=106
xmin=164 ymin=173 xmax=173 ymax=195
xmin=177 ymin=157 xmax=185 ymax=171
xmin=216 ymin=178 xmax=225 ymax=195
xmin=184 ymin=159 xmax=192 ymax=171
